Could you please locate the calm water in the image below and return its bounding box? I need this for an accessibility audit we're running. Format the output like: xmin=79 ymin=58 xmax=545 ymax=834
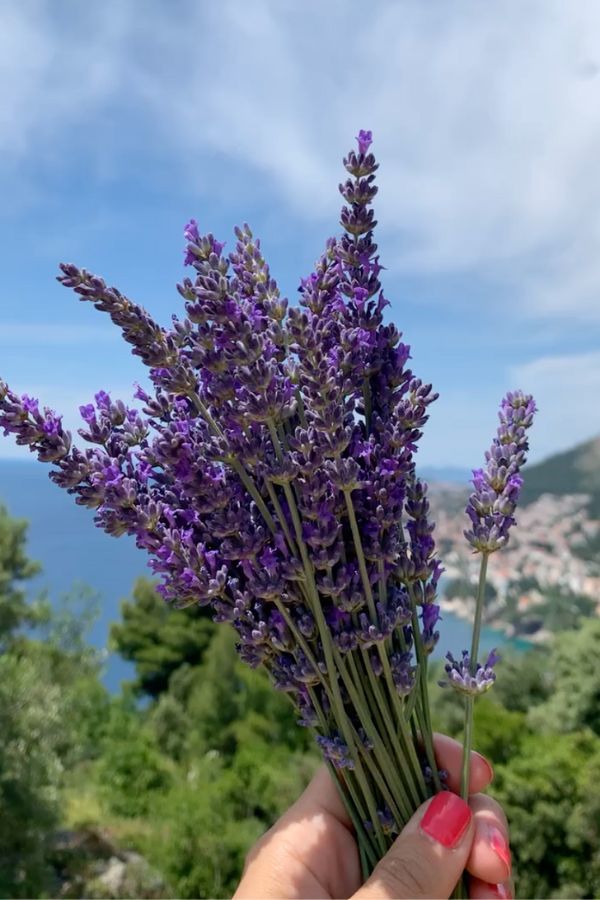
xmin=0 ymin=461 xmax=146 ymax=690
xmin=0 ymin=460 xmax=527 ymax=692
xmin=431 ymin=608 xmax=531 ymax=662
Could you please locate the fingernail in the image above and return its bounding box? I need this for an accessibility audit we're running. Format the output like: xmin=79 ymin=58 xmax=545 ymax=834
xmin=480 ymin=882 xmax=512 ymax=899
xmin=488 ymin=825 xmax=512 ymax=875
xmin=473 ymin=750 xmax=494 ymax=783
xmin=420 ymin=791 xmax=472 ymax=848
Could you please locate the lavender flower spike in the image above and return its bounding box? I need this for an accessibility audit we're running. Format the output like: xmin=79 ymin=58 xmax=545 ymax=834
xmin=464 ymin=390 xmax=536 ymax=553
xmin=440 ymin=649 xmax=499 ymax=696
xmin=457 ymin=390 xmax=535 ymax=801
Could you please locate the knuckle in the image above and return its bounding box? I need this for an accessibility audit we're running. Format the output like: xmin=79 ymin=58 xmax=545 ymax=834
xmin=372 ymin=849 xmax=431 ymax=898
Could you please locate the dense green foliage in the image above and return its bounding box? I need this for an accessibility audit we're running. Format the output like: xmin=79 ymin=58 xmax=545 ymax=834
xmin=0 ymin=505 xmax=109 ymax=896
xmin=0 ymin=653 xmax=64 ymax=896
xmin=0 ymin=501 xmax=599 ymax=898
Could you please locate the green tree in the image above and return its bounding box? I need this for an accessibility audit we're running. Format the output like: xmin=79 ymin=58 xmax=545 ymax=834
xmin=186 ymin=627 xmax=246 ymax=756
xmin=528 ymin=617 xmax=600 ymax=735
xmin=91 ymin=689 xmax=173 ymax=818
xmin=0 ymin=501 xmax=113 ymax=895
xmin=96 ymin=732 xmax=173 ymax=818
xmin=150 ymin=743 xmax=316 ymax=899
xmin=0 ymin=503 xmax=49 ymax=645
xmin=491 ymin=647 xmax=552 ymax=714
xmin=0 ymin=653 xmax=65 ymax=897
xmin=429 ymin=680 xmax=529 ymax=766
xmin=110 ymin=578 xmax=214 ymax=698
xmin=153 ymin=760 xmax=264 ymax=900
xmin=146 ymin=627 xmax=312 ymax=763
xmin=36 ymin=586 xmax=111 ymax=763
xmin=149 ymin=692 xmax=190 ymax=761
xmin=471 ymin=698 xmax=527 ymax=766
xmin=185 ymin=627 xmax=311 ymax=759
xmin=492 ymin=730 xmax=600 ymax=898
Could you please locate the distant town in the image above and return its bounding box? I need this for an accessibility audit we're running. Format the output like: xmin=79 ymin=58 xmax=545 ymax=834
xmin=430 ymin=486 xmax=600 ymax=642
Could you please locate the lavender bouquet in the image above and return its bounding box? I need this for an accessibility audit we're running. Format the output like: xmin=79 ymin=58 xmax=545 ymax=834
xmin=0 ymin=131 xmax=534 ymax=875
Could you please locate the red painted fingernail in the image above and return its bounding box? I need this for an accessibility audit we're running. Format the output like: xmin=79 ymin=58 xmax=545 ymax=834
xmin=420 ymin=791 xmax=472 ymax=848
xmin=480 ymin=882 xmax=512 ymax=899
xmin=489 ymin=825 xmax=512 ymax=875
xmin=473 ymin=750 xmax=494 ymax=783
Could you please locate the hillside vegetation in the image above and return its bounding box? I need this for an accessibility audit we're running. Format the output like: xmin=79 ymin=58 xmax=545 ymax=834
xmin=520 ymin=435 xmax=600 ymax=513
xmin=0 ymin=500 xmax=599 ymax=897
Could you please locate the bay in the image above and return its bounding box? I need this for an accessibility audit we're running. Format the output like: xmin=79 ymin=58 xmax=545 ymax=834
xmin=0 ymin=460 xmax=527 ymax=692
xmin=431 ymin=607 xmax=531 ymax=663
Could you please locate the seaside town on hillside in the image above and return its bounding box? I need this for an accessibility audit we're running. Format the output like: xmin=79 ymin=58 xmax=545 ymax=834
xmin=430 ymin=488 xmax=600 ymax=642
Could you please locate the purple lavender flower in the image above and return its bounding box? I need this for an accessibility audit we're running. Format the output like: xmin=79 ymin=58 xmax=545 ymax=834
xmin=296 ymin=688 xmax=319 ymax=727
xmin=315 ymin=734 xmax=355 ymax=769
xmin=56 ymin=265 xmax=188 ymax=382
xmin=0 ymin=382 xmax=72 ymax=463
xmin=421 ymin=603 xmax=441 ymax=654
xmin=356 ymin=129 xmax=373 ymax=156
xmin=389 ymin=652 xmax=416 ymax=696
xmin=440 ymin=649 xmax=500 ymax=696
xmin=465 ymin=390 xmax=536 ymax=553
xmin=424 ymin=766 xmax=448 ymax=787
xmin=377 ymin=807 xmax=399 ymax=836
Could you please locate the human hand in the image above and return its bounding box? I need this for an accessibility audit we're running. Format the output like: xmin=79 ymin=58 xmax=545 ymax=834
xmin=234 ymin=733 xmax=512 ymax=899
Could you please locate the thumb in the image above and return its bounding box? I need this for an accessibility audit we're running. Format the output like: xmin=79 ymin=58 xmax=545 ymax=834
xmin=354 ymin=792 xmax=474 ymax=900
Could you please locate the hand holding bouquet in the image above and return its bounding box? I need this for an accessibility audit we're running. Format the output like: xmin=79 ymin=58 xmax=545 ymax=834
xmin=0 ymin=131 xmax=534 ymax=886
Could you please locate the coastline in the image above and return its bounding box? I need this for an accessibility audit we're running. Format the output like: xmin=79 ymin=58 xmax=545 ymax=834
xmin=439 ymin=595 xmax=544 ymax=646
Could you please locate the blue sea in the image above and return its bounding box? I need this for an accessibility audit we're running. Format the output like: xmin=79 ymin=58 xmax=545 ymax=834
xmin=0 ymin=460 xmax=527 ymax=692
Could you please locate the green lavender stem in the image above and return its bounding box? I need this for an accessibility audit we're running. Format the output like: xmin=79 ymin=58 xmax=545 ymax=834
xmin=410 ymin=606 xmax=442 ymax=794
xmin=343 ymin=490 xmax=427 ymax=803
xmin=308 ymin=687 xmax=379 ymax=869
xmin=269 ymin=459 xmax=388 ymax=854
xmin=460 ymin=552 xmax=489 ymax=800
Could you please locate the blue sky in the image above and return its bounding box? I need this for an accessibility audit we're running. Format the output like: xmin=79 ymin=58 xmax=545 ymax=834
xmin=1 ymin=0 xmax=599 ymax=468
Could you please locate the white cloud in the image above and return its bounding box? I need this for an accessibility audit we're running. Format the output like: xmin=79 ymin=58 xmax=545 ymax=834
xmin=509 ymin=352 xmax=600 ymax=460
xmin=3 ymin=1 xmax=600 ymax=319
xmin=0 ymin=2 xmax=131 ymax=163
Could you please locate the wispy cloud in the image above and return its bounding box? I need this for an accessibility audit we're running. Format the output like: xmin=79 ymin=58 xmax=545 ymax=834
xmin=0 ymin=2 xmax=131 ymax=164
